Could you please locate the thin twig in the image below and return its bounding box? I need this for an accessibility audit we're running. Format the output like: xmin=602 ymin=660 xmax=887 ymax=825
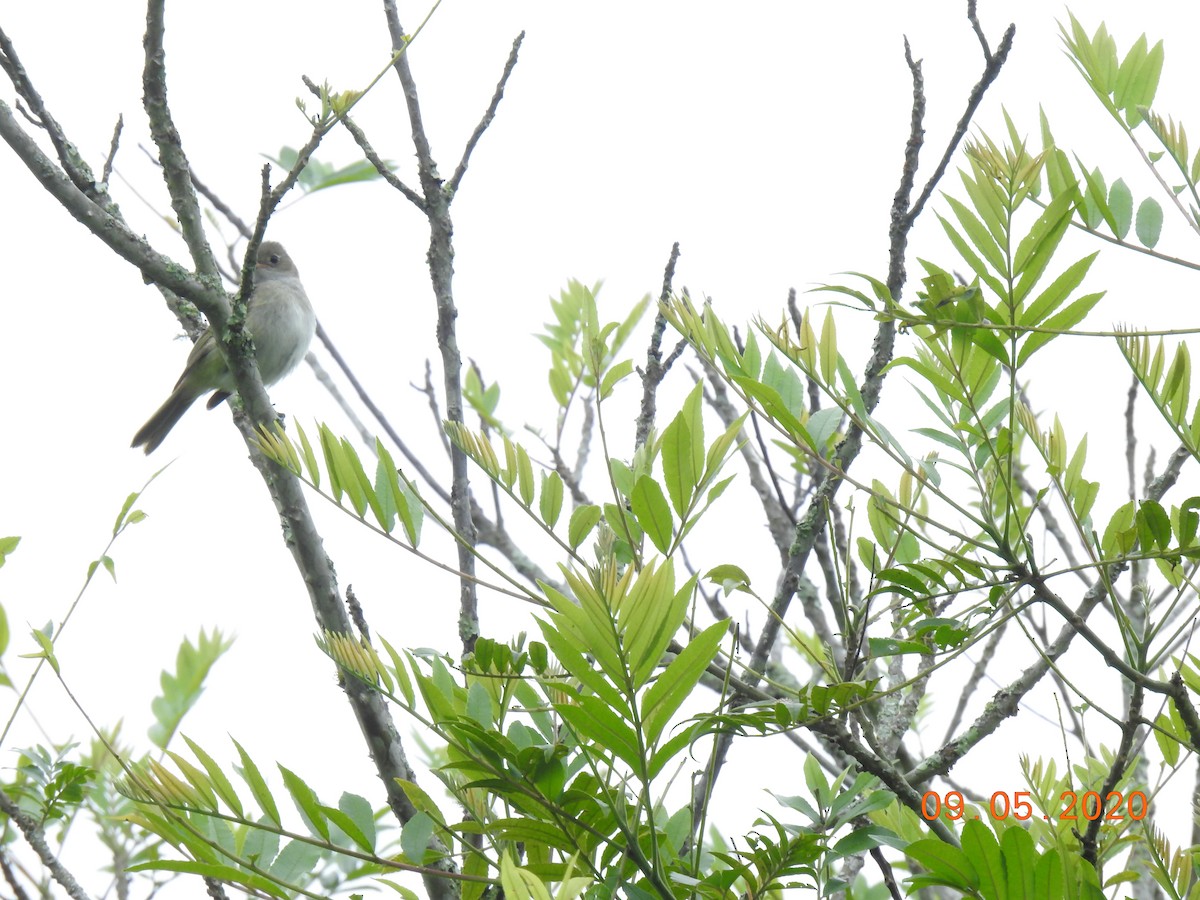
xmin=304 ymin=348 xmax=377 ymax=448
xmin=904 ymin=22 xmax=1016 ymax=226
xmin=316 ymin=325 xmax=452 ymax=505
xmin=1125 ymin=375 xmax=1138 ymax=502
xmin=0 ymin=790 xmax=91 ymax=900
xmin=0 ymin=24 xmax=108 ymax=205
xmin=189 ymin=165 xmax=254 ymax=239
xmin=301 ymin=75 xmax=424 ymax=209
xmin=417 ymin=358 xmax=453 ymax=458
xmin=449 ymin=32 xmax=525 ymax=194
xmin=1081 ymin=682 xmax=1143 ymax=866
xmin=635 ymin=243 xmax=683 ymax=450
xmin=384 ymin=0 xmax=479 ymax=674
xmin=102 ymin=115 xmax=122 ymax=186
xmin=0 ymin=849 xmax=31 ymax=900
xmin=143 ymin=0 xmax=220 ymax=282
xmin=699 ymin=363 xmax=794 ymax=556
xmin=966 ymin=0 xmax=991 ymax=59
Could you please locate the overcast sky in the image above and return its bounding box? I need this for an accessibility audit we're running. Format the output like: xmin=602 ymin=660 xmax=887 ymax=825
xmin=3 ymin=0 xmax=1200 ymax=893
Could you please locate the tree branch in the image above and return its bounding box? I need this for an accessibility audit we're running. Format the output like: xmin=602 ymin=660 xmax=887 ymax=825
xmin=383 ymin=0 xmax=480 ymax=669
xmin=449 ymin=32 xmax=525 ymax=194
xmin=0 ymin=789 xmax=91 ymax=900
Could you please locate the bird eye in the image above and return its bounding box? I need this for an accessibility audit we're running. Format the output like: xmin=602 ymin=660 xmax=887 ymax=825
xmin=269 ymin=253 xmax=281 ymax=265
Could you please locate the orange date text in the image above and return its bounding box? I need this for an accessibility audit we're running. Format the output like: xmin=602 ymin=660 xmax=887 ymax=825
xmin=919 ymin=790 xmax=1147 ymax=823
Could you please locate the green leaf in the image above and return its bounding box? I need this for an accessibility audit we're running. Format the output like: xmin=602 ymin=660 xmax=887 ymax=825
xmin=1138 ymin=499 xmax=1172 ymax=550
xmin=268 ymin=839 xmax=322 ymax=886
xmin=705 ymin=564 xmax=751 ymax=595
xmin=536 ymin=611 xmax=629 ymax=714
xmin=819 ymin=307 xmax=838 ymax=385
xmin=731 ymin=374 xmax=814 ymax=449
xmin=806 ymin=408 xmax=842 ymax=451
xmin=1101 ymin=500 xmax=1138 ymax=557
xmin=959 ymin=168 xmax=1009 ymax=245
xmin=400 ymin=811 xmax=435 ymax=864
xmin=339 ymin=791 xmax=376 ymax=851
xmin=681 ymin=381 xmax=706 ymax=476
xmin=516 ymin=445 xmax=535 ymax=506
xmin=703 ymin=413 xmax=748 ymax=481
xmin=1012 ymin=190 xmax=1076 ymax=302
xmin=296 ymin=422 xmax=320 ymax=488
xmin=0 ymin=604 xmax=10 ymax=657
xmin=149 ymin=630 xmax=234 ymax=750
xmin=630 ymin=475 xmax=673 ymax=554
xmin=961 ymin=819 xmax=1005 ymax=899
xmin=278 ymin=765 xmax=329 ymax=840
xmin=126 ymin=860 xmax=288 ymax=898
xmin=1019 ymin=252 xmax=1097 ymax=328
xmin=944 ymin=196 xmax=1006 ymax=275
xmin=320 ymin=800 xmax=375 ymax=852
xmin=623 ymin=564 xmax=691 ymax=689
xmin=1000 ymin=826 xmax=1036 ymax=900
xmin=377 ymin=442 xmax=423 ymax=545
xmin=1074 ymin=162 xmax=1114 ymax=233
xmin=372 ymin=453 xmax=398 ymax=534
xmin=163 ymin=749 xmax=220 ymax=810
xmin=1114 ymin=35 xmax=1163 ymax=127
xmin=1153 ymin=712 xmax=1181 ymax=766
xmin=539 ymin=471 xmax=564 ymax=527
xmin=599 ymin=358 xmax=634 ymax=399
xmin=567 ymin=504 xmax=601 ymax=549
xmin=905 ymin=838 xmax=978 ymax=890
xmin=804 ymin=753 xmax=831 ymax=803
xmin=1136 ymin=197 xmax=1163 ymax=247
xmin=557 ymin=696 xmax=640 ymax=769
xmin=868 ymin=637 xmax=929 ymax=657
xmin=0 ymin=536 xmax=19 ymax=568
xmin=112 ymin=491 xmax=142 ymax=536
xmin=1017 ymin=291 xmax=1105 ymax=367
xmin=642 ymin=619 xmax=728 ymax=744
xmin=181 ymin=736 xmax=243 ymax=817
xmin=741 ymin=330 xmax=763 ymax=377
xmin=661 ymin=413 xmax=696 ymax=517
xmin=1108 ymin=179 xmax=1132 ymax=238
xmin=233 ymin=739 xmax=281 ymax=827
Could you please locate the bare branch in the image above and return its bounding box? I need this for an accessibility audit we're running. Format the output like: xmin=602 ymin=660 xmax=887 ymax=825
xmin=417 ymin=358 xmax=454 ymax=459
xmin=966 ymin=0 xmax=991 ymax=59
xmin=904 ymin=19 xmax=1016 ymax=226
xmin=142 ymin=0 xmax=219 ymax=281
xmin=1125 ymin=375 xmax=1138 ymax=502
xmin=384 ymin=1 xmax=480 ymax=670
xmin=0 ymin=102 xmax=217 ymax=308
xmin=0 ymin=790 xmax=91 ymax=900
xmin=1080 ymin=683 xmax=1141 ymax=866
xmin=317 ymin=326 xmax=453 ymax=506
xmin=101 ymin=115 xmax=122 ymax=187
xmin=449 ymin=32 xmax=525 ymax=194
xmin=189 ymin=165 xmax=254 ymax=239
xmin=0 ymin=24 xmax=108 ymax=204
xmin=301 ymin=75 xmax=425 ymax=209
xmin=699 ymin=362 xmax=793 ymax=556
xmin=0 ymin=851 xmax=31 ymax=900
xmin=635 ymin=243 xmax=683 ymax=450
xmin=940 ymin=619 xmax=1005 ymax=746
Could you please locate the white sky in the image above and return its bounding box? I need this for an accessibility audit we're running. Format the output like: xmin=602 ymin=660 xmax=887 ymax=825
xmin=3 ymin=0 xmax=1200 ymax=894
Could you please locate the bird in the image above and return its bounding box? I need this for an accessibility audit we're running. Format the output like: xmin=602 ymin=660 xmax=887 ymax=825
xmin=131 ymin=241 xmax=316 ymax=454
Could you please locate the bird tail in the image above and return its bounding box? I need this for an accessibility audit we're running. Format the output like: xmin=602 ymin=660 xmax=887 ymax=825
xmin=131 ymin=387 xmax=201 ymax=454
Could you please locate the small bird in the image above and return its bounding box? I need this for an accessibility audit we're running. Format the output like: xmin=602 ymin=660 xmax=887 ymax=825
xmin=131 ymin=241 xmax=316 ymax=454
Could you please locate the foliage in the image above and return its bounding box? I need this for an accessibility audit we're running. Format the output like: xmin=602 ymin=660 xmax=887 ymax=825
xmin=10 ymin=5 xmax=1200 ymax=900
